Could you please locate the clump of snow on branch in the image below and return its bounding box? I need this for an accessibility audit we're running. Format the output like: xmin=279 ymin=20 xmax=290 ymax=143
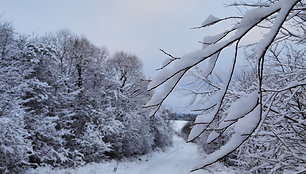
xmin=224 ymin=91 xmax=258 ymax=122
xmin=201 ymin=15 xmax=220 ymax=27
xmin=193 ymin=106 xmax=260 ymax=171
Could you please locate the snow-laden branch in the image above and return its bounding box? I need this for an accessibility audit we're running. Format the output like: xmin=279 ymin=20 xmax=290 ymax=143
xmin=191 ymin=106 xmax=261 ymax=172
xmin=147 ymin=2 xmax=282 ymax=90
xmin=191 ymin=16 xmax=242 ymax=29
xmin=145 ymin=2 xmax=285 ymax=113
xmin=255 ymin=1 xmax=300 ymax=61
xmin=263 ymin=81 xmax=305 ymax=92
xmin=227 ymin=2 xmax=270 ymax=8
xmin=206 ymin=91 xmax=259 ymax=144
xmin=187 ymin=39 xmax=241 ymax=142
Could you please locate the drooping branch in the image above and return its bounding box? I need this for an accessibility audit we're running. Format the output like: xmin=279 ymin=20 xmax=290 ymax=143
xmin=188 ymin=39 xmax=241 ymax=143
xmin=147 ymin=3 xmax=282 ymax=92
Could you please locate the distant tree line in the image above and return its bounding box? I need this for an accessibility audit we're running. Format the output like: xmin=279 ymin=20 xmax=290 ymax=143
xmin=167 ymin=113 xmax=197 ymax=121
xmin=0 ymin=21 xmax=172 ymax=173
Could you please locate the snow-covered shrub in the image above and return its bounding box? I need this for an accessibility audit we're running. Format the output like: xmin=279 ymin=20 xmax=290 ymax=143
xmin=77 ymin=123 xmax=112 ymax=163
xmin=151 ymin=110 xmax=173 ymax=149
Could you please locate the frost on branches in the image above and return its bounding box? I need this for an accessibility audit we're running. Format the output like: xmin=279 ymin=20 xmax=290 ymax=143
xmin=145 ymin=0 xmax=305 ymax=172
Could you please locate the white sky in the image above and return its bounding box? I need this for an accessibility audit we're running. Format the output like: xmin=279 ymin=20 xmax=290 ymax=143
xmin=0 ymin=0 xmax=238 ymax=112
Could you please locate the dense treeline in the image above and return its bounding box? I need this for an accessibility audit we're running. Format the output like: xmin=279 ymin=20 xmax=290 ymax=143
xmin=0 ymin=21 xmax=172 ymax=173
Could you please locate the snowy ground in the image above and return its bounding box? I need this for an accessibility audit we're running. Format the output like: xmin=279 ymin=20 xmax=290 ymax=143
xmin=27 ymin=121 xmax=238 ymax=174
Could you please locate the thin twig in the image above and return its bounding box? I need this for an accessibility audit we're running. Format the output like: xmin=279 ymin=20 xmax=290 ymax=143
xmin=156 ymin=49 xmax=181 ymax=70
xmin=191 ymin=17 xmax=242 ymax=29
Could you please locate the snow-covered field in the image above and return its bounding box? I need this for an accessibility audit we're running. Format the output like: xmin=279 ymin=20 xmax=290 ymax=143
xmin=27 ymin=122 xmax=238 ymax=174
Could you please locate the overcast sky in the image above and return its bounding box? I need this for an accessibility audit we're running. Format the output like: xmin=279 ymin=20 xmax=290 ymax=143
xmin=0 ymin=0 xmax=238 ymax=112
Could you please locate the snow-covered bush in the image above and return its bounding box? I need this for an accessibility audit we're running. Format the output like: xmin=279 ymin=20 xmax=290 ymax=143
xmin=151 ymin=110 xmax=173 ymax=150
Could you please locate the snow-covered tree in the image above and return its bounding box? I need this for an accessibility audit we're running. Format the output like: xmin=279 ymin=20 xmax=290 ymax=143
xmin=21 ymin=40 xmax=70 ymax=167
xmin=104 ymin=52 xmax=172 ymax=158
xmin=0 ymin=22 xmax=30 ymax=173
xmin=40 ymin=32 xmax=115 ymax=165
xmin=0 ymin=22 xmax=16 ymax=59
xmin=145 ymin=0 xmax=305 ymax=172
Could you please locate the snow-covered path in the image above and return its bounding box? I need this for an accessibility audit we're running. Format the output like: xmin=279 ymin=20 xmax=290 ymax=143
xmin=136 ymin=135 xmax=204 ymax=174
xmin=28 ymin=135 xmax=236 ymax=174
xmin=28 ymin=121 xmax=237 ymax=174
